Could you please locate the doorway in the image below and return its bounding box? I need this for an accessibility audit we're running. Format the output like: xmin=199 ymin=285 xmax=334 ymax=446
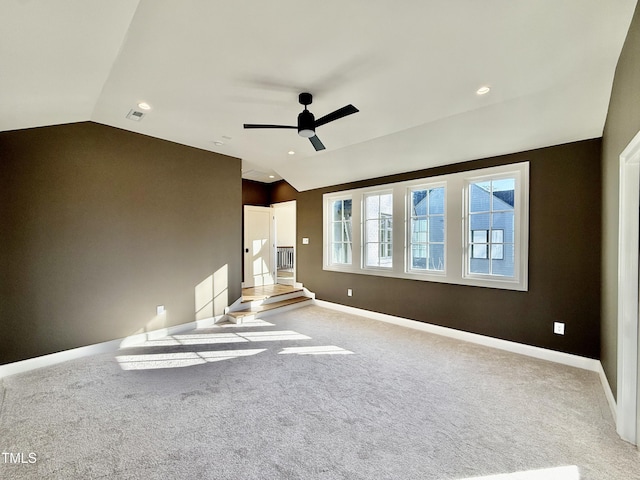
xmin=273 ymin=200 xmax=297 ymax=285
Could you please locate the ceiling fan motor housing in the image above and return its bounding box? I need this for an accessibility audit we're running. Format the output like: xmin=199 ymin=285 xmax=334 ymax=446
xmin=298 ymin=109 xmax=315 ymax=137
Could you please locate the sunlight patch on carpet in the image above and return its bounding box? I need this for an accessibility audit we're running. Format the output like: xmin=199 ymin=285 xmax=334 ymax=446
xmin=278 ymin=346 xmax=354 ymax=355
xmin=457 ymin=465 xmax=580 ymax=480
xmin=116 ymin=349 xmax=266 ymax=370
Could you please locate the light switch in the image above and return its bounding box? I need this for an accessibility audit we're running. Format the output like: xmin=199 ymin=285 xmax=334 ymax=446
xmin=302 ymin=237 xmax=309 ymax=245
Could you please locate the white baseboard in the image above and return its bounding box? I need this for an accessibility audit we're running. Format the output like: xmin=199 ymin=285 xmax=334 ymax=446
xmin=314 ymin=299 xmax=618 ymax=420
xmin=0 ymin=315 xmax=225 ymax=380
xmin=596 ymin=362 xmax=617 ymax=423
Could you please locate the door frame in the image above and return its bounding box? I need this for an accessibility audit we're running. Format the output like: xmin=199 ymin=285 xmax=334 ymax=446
xmin=617 ymin=129 xmax=640 ymax=444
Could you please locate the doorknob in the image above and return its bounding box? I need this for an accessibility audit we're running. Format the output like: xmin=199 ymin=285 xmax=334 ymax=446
xmin=245 ymin=248 xmax=249 ymax=253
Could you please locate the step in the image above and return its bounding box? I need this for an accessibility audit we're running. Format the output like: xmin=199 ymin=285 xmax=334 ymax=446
xmin=241 ymin=287 xmax=304 ymax=303
xmin=227 ymin=296 xmax=312 ymax=322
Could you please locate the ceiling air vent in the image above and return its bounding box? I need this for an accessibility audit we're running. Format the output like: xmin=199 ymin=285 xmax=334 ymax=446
xmin=126 ymin=109 xmax=145 ymax=121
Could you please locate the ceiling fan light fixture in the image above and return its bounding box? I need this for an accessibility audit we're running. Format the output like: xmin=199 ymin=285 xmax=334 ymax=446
xmin=298 ymin=129 xmax=315 ymax=138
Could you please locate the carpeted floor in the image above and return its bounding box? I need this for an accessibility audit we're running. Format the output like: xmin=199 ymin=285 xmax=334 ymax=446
xmin=1 ymin=305 xmax=639 ymax=479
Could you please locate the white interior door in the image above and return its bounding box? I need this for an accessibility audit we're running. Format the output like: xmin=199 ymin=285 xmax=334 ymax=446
xmin=244 ymin=205 xmax=275 ymax=288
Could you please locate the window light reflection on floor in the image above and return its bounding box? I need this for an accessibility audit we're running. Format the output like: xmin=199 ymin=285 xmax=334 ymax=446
xmin=116 ymin=327 xmax=354 ymax=371
xmin=457 ymin=465 xmax=580 ymax=480
xmin=135 ymin=330 xmax=311 ymax=348
xmin=116 ymin=349 xmax=266 ymax=370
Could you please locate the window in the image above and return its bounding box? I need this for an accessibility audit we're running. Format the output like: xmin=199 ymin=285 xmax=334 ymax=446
xmin=467 ymin=177 xmax=516 ymax=278
xmin=329 ymin=198 xmax=352 ymax=265
xmin=364 ymin=192 xmax=393 ymax=268
xmin=323 ymin=162 xmax=528 ymax=291
xmin=409 ymin=186 xmax=445 ymax=271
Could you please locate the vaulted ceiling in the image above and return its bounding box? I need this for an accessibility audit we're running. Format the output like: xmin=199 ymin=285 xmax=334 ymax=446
xmin=2 ymin=0 xmax=637 ymax=191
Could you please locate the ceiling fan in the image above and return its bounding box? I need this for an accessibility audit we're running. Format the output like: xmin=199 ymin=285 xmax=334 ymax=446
xmin=243 ymin=92 xmax=359 ymax=151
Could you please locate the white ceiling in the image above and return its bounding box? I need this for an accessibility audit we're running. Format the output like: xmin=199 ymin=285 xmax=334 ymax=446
xmin=2 ymin=0 xmax=637 ymax=191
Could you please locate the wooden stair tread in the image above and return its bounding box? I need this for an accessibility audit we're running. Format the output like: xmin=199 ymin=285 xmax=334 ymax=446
xmin=241 ymin=287 xmax=304 ymax=303
xmin=228 ymin=296 xmax=311 ymax=318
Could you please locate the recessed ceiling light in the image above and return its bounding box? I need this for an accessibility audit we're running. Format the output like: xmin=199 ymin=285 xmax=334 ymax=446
xmin=268 ymin=175 xmax=275 ymax=179
xmin=137 ymin=102 xmax=151 ymax=110
xmin=288 ymin=151 xmax=295 ymax=155
xmin=476 ymin=86 xmax=491 ymax=95
xmin=213 ymin=141 xmax=224 ymax=146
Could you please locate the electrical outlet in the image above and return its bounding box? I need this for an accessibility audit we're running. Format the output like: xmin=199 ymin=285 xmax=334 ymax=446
xmin=554 ymin=322 xmax=565 ymax=335
xmin=347 ymin=289 xmax=353 ymax=297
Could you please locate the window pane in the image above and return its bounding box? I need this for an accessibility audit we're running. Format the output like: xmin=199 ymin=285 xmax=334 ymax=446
xmin=491 ymin=244 xmax=514 ymax=276
xmin=412 ymin=190 xmax=427 ymax=216
xmin=332 ymin=200 xmax=342 ymax=221
xmin=471 ymin=243 xmax=488 ymax=259
xmin=491 ymin=229 xmax=504 ymax=243
xmin=472 ymin=230 xmax=488 ymax=243
xmin=428 ymin=188 xmax=445 ymax=214
xmin=333 ymin=222 xmax=342 ymax=242
xmin=366 ymin=219 xmax=380 ymax=242
xmin=428 ymin=244 xmax=445 ymax=271
xmin=380 ymin=193 xmax=393 ymax=215
xmin=343 ymin=199 xmax=352 ymax=220
xmin=331 ymin=243 xmax=343 ymax=264
xmin=492 ymin=179 xmax=515 ymax=210
xmin=470 ymin=182 xmax=491 ymax=212
xmin=412 ymin=245 xmax=427 ymax=269
xmin=492 ymin=212 xmax=514 ymax=242
xmin=491 ymin=243 xmax=504 ymax=260
xmin=365 ymin=195 xmax=379 ymax=218
xmin=345 ymin=220 xmax=353 ymax=242
xmin=470 ymin=255 xmax=490 ymax=274
xmin=470 ymin=212 xmax=490 ymax=231
xmin=429 ymin=216 xmax=445 ymax=242
xmin=366 ymin=243 xmax=380 ymax=267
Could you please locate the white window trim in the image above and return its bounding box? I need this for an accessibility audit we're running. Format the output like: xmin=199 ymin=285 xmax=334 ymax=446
xmin=322 ymin=162 xmax=529 ymax=291
xmin=324 ymin=194 xmax=354 ymax=268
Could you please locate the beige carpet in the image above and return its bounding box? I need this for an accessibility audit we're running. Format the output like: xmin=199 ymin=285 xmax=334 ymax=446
xmin=1 ymin=305 xmax=638 ymax=479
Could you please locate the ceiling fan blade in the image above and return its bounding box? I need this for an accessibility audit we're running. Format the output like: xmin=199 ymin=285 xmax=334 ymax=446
xmin=314 ymin=104 xmax=359 ymax=128
xmin=243 ymin=124 xmax=297 ymax=129
xmin=309 ymin=135 xmax=326 ymax=151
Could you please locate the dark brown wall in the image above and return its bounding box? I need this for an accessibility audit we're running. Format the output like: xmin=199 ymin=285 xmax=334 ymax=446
xmin=242 ymin=179 xmax=271 ymax=207
xmin=241 ymin=179 xmax=297 ymax=207
xmin=0 ymin=122 xmax=242 ymax=364
xmin=601 ymin=2 xmax=640 ymax=395
xmin=270 ymin=180 xmax=298 ymax=204
xmin=297 ymin=139 xmax=602 ymax=359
